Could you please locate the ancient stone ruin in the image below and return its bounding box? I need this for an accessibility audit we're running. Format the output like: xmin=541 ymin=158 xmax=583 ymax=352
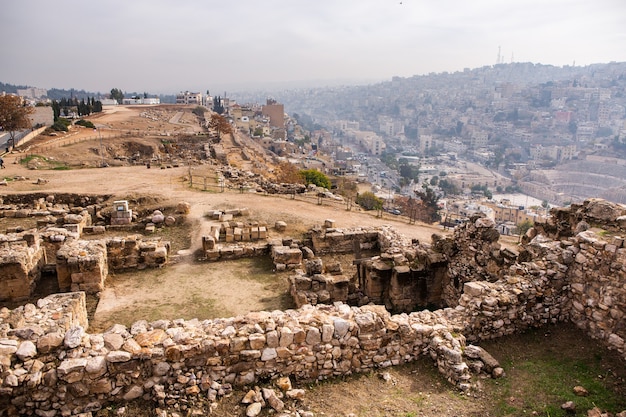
xmin=0 ymin=195 xmax=173 ymax=303
xmin=0 ymin=198 xmax=625 ymax=416
xmin=0 ymin=230 xmax=45 ymax=302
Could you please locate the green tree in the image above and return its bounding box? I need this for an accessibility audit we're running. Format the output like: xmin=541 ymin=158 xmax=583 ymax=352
xmin=356 ymin=191 xmax=384 ymax=211
xmin=51 ymin=100 xmax=61 ymax=121
xmin=399 ymin=162 xmax=419 ymax=183
xmin=0 ymin=95 xmax=33 ymax=148
xmin=110 ymin=88 xmax=124 ymax=104
xmin=415 ymin=184 xmax=440 ymax=223
xmin=192 ymin=106 xmax=206 ymax=118
xmin=517 ymin=220 xmax=533 ymax=236
xmin=213 ymin=96 xmax=225 ymax=114
xmin=51 ymin=118 xmax=71 ymax=132
xmin=471 ymin=184 xmax=492 ymax=198
xmin=92 ymin=99 xmax=103 ymax=113
xmin=299 ymin=169 xmax=331 ymax=189
xmin=380 ymin=152 xmax=398 ymax=170
xmin=438 ymin=179 xmax=460 ymax=195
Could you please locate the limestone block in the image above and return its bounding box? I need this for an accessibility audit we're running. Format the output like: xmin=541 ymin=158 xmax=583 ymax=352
xmin=220 ymin=213 xmax=233 ymax=222
xmin=113 ymin=201 xmax=129 ymax=212
xmin=271 ymin=246 xmax=302 ymax=266
xmin=210 ymin=226 xmax=221 ymax=240
xmin=176 ymin=201 xmax=191 ymax=214
xmin=203 ymin=236 xmax=216 ymax=251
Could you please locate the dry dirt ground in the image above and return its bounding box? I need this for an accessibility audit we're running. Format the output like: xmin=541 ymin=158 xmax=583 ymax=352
xmin=1 ymin=106 xmax=624 ymax=417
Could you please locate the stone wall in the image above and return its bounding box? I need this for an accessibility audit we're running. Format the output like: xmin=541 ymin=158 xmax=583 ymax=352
xmin=289 ymin=258 xmax=352 ymax=307
xmin=308 ymin=225 xmax=382 ymax=255
xmin=531 ymin=198 xmax=626 ymax=358
xmin=106 ymin=235 xmax=170 ymax=271
xmin=291 ymin=225 xmax=448 ymax=312
xmin=0 ymin=295 xmax=504 ymax=415
xmin=1 ymin=232 xmax=170 ymax=299
xmin=0 ymin=230 xmax=45 ymax=302
xmin=56 ymin=240 xmax=109 ymax=293
xmin=290 ymin=203 xmax=625 ymax=361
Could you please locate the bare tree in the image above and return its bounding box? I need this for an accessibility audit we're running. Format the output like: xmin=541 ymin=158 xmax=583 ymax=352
xmin=208 ymin=113 xmax=232 ymax=142
xmin=0 ymin=95 xmax=33 ymax=149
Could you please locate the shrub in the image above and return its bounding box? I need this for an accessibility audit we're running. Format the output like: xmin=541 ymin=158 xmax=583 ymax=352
xmin=75 ymin=119 xmax=95 ymax=129
xmin=356 ymin=191 xmax=384 ymax=211
xmin=51 ymin=120 xmax=69 ymax=131
xmin=299 ymin=169 xmax=331 ymax=189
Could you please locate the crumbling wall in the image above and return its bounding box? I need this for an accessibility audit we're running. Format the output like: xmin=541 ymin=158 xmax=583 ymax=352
xmin=289 ymin=258 xmax=352 ymax=307
xmin=289 ymin=201 xmax=626 ymax=360
xmin=39 ymin=227 xmax=80 ymax=271
xmin=56 ymin=239 xmax=108 ymax=293
xmin=0 ymin=231 xmax=45 ymax=302
xmin=308 ymin=224 xmax=381 ymax=255
xmin=270 ymin=238 xmax=303 ymax=271
xmin=0 ymin=294 xmax=504 ymax=415
xmin=106 ymin=235 xmax=170 ymax=271
xmin=435 ymin=217 xmax=519 ymax=307
xmin=530 ymin=199 xmax=626 ymax=358
xmin=293 ymin=225 xmax=447 ymax=312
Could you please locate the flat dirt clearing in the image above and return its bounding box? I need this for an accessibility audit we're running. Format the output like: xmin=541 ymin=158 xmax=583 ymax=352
xmin=1 ymin=106 xmax=624 ymax=417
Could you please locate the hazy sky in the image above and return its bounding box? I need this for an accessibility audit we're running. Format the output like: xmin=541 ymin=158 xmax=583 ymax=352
xmin=2 ymin=0 xmax=625 ymax=94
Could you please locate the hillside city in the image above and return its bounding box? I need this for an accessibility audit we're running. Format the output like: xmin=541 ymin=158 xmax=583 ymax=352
xmin=3 ymin=61 xmax=626 ymax=236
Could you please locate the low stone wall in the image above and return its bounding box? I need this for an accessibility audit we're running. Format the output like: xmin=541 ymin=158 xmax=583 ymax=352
xmin=270 ymin=238 xmax=303 ymax=271
xmin=0 ymin=295 xmax=505 ymax=415
xmin=106 ymin=235 xmax=170 ymax=271
xmin=308 ymin=225 xmax=382 ymax=255
xmin=204 ymin=242 xmax=270 ymax=262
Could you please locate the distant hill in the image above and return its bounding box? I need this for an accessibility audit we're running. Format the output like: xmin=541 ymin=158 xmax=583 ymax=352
xmin=0 ymin=82 xmax=177 ymax=103
xmin=0 ymin=82 xmax=30 ymax=94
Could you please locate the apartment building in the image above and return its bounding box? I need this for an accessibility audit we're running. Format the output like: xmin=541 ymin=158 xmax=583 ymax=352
xmin=176 ymin=91 xmax=202 ymax=105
